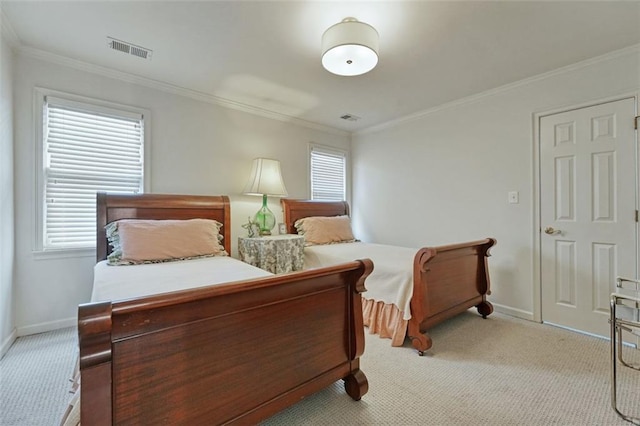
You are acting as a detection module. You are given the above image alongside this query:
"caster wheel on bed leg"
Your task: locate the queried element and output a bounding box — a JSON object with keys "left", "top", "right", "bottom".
{"left": 408, "top": 331, "right": 432, "bottom": 356}
{"left": 344, "top": 369, "right": 368, "bottom": 401}
{"left": 476, "top": 301, "right": 494, "bottom": 319}
{"left": 408, "top": 321, "right": 432, "bottom": 356}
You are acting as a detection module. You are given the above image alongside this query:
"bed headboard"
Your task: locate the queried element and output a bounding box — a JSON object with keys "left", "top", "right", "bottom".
{"left": 96, "top": 193, "right": 231, "bottom": 262}
{"left": 280, "top": 199, "right": 350, "bottom": 234}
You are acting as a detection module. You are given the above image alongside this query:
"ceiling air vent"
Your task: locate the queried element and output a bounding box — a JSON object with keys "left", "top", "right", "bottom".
{"left": 107, "top": 37, "right": 153, "bottom": 60}
{"left": 340, "top": 114, "right": 361, "bottom": 122}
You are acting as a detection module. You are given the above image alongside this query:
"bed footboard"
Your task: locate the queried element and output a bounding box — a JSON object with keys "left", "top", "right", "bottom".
{"left": 408, "top": 238, "right": 496, "bottom": 355}
{"left": 79, "top": 259, "right": 372, "bottom": 425}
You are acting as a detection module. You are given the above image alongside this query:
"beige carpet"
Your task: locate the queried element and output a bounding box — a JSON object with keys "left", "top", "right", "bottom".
{"left": 0, "top": 327, "right": 78, "bottom": 426}
{"left": 1, "top": 311, "right": 638, "bottom": 425}
{"left": 263, "top": 311, "right": 638, "bottom": 425}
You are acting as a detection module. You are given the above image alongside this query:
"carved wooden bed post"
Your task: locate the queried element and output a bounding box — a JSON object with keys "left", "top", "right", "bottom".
{"left": 78, "top": 302, "right": 113, "bottom": 426}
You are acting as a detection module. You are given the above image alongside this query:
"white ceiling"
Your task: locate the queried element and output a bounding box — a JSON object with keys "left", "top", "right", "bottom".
{"left": 3, "top": 1, "right": 640, "bottom": 132}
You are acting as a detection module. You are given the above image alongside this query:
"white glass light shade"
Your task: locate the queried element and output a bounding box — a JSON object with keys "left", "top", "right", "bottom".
{"left": 321, "top": 17, "right": 379, "bottom": 76}
{"left": 242, "top": 158, "right": 288, "bottom": 197}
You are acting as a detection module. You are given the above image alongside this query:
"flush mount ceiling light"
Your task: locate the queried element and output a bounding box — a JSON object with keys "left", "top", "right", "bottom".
{"left": 321, "top": 17, "right": 379, "bottom": 76}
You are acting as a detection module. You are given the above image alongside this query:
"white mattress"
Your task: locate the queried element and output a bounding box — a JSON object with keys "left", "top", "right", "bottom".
{"left": 304, "top": 242, "right": 416, "bottom": 320}
{"left": 92, "top": 256, "right": 272, "bottom": 302}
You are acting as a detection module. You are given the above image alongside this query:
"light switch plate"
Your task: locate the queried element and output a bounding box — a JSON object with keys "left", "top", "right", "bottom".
{"left": 508, "top": 191, "right": 519, "bottom": 204}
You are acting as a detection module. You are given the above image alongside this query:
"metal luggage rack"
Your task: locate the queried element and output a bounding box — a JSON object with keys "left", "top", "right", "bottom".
{"left": 610, "top": 276, "right": 640, "bottom": 425}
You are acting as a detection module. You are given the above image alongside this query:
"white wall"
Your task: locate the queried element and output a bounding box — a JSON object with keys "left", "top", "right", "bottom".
{"left": 12, "top": 43, "right": 639, "bottom": 335}
{"left": 351, "top": 47, "right": 640, "bottom": 320}
{"left": 13, "top": 52, "right": 349, "bottom": 334}
{"left": 0, "top": 27, "right": 15, "bottom": 354}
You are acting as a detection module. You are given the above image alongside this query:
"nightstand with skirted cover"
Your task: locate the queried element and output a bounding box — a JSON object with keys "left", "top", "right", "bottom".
{"left": 238, "top": 234, "right": 305, "bottom": 274}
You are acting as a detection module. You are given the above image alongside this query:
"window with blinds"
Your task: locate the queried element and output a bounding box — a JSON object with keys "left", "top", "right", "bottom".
{"left": 310, "top": 146, "right": 347, "bottom": 201}
{"left": 43, "top": 96, "right": 144, "bottom": 249}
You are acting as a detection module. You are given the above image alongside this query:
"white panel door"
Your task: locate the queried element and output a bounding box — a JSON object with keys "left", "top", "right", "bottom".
{"left": 540, "top": 98, "right": 638, "bottom": 338}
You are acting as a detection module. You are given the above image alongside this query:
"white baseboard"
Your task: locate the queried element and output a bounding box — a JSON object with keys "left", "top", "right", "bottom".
{"left": 493, "top": 303, "right": 535, "bottom": 322}
{"left": 0, "top": 328, "right": 17, "bottom": 359}
{"left": 16, "top": 317, "right": 76, "bottom": 337}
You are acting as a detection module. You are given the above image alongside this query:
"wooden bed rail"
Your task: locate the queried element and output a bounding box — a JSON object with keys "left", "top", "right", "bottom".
{"left": 79, "top": 258, "right": 373, "bottom": 425}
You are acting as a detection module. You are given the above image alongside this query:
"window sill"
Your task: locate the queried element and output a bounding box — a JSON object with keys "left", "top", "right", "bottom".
{"left": 32, "top": 248, "right": 96, "bottom": 261}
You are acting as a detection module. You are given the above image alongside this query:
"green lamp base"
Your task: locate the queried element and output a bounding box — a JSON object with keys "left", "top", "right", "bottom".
{"left": 254, "top": 194, "right": 275, "bottom": 236}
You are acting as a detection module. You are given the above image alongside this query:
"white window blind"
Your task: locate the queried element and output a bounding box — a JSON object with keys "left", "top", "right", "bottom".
{"left": 310, "top": 146, "right": 346, "bottom": 201}
{"left": 43, "top": 96, "right": 144, "bottom": 249}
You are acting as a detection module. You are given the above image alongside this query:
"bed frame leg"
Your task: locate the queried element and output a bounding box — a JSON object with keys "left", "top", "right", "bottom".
{"left": 476, "top": 300, "right": 494, "bottom": 319}
{"left": 344, "top": 369, "right": 368, "bottom": 401}
{"left": 407, "top": 321, "right": 433, "bottom": 356}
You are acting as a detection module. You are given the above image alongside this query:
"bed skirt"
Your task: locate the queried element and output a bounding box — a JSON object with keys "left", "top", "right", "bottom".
{"left": 361, "top": 297, "right": 408, "bottom": 346}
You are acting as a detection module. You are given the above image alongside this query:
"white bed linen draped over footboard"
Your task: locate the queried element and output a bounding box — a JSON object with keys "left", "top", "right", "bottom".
{"left": 303, "top": 242, "right": 415, "bottom": 320}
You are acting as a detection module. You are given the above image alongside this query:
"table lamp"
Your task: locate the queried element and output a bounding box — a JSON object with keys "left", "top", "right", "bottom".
{"left": 242, "top": 158, "right": 288, "bottom": 236}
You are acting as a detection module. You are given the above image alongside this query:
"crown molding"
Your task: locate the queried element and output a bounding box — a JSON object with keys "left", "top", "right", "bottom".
{"left": 356, "top": 43, "right": 640, "bottom": 136}
{"left": 0, "top": 7, "right": 20, "bottom": 49}
{"left": 17, "top": 45, "right": 349, "bottom": 137}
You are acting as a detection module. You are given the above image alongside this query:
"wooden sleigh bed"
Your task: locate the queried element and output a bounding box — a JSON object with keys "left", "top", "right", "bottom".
{"left": 281, "top": 198, "right": 496, "bottom": 356}
{"left": 77, "top": 193, "right": 372, "bottom": 425}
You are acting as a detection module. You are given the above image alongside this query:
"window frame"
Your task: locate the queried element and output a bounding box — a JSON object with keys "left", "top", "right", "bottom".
{"left": 308, "top": 143, "right": 350, "bottom": 202}
{"left": 33, "top": 87, "right": 151, "bottom": 256}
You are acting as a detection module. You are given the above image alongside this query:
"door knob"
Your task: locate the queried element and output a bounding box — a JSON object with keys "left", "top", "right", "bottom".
{"left": 544, "top": 226, "right": 561, "bottom": 235}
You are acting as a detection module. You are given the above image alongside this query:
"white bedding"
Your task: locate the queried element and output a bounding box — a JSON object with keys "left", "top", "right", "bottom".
{"left": 304, "top": 242, "right": 416, "bottom": 320}
{"left": 92, "top": 256, "right": 272, "bottom": 302}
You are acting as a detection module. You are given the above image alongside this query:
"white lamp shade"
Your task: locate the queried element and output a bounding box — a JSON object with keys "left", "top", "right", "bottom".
{"left": 242, "top": 158, "right": 288, "bottom": 196}
{"left": 322, "top": 18, "right": 379, "bottom": 76}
